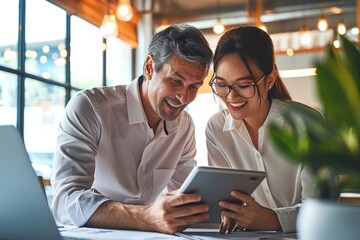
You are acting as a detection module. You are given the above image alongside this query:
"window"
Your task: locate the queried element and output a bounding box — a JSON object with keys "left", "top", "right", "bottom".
{"left": 0, "top": 71, "right": 18, "bottom": 126}
{"left": 24, "top": 78, "right": 66, "bottom": 179}
{"left": 25, "top": 0, "right": 66, "bottom": 82}
{"left": 106, "top": 37, "right": 133, "bottom": 86}
{"left": 71, "top": 16, "right": 103, "bottom": 89}
{"left": 186, "top": 93, "right": 219, "bottom": 166}
{"left": 0, "top": 0, "right": 19, "bottom": 69}
{"left": 0, "top": 0, "right": 133, "bottom": 203}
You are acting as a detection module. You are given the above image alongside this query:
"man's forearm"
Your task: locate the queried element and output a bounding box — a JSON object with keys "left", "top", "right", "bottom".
{"left": 84, "top": 192, "right": 209, "bottom": 234}
{"left": 85, "top": 200, "right": 151, "bottom": 231}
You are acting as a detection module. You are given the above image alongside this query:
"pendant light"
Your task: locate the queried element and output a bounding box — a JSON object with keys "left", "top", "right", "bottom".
{"left": 116, "top": 0, "right": 133, "bottom": 22}
{"left": 317, "top": 15, "right": 328, "bottom": 32}
{"left": 213, "top": 0, "right": 225, "bottom": 34}
{"left": 300, "top": 25, "right": 311, "bottom": 46}
{"left": 337, "top": 20, "right": 346, "bottom": 35}
{"left": 100, "top": 1, "right": 118, "bottom": 38}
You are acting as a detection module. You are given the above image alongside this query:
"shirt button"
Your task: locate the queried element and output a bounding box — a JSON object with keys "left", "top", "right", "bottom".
{"left": 265, "top": 188, "right": 270, "bottom": 193}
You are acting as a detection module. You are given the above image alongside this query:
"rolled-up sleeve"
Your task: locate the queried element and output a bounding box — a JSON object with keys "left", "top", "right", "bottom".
{"left": 273, "top": 204, "right": 300, "bottom": 233}
{"left": 51, "top": 93, "right": 108, "bottom": 226}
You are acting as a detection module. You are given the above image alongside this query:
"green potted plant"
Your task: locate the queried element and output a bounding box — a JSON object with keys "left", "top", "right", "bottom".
{"left": 269, "top": 35, "right": 360, "bottom": 240}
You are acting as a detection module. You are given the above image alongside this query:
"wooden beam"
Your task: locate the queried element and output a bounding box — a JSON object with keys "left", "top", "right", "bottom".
{"left": 47, "top": 0, "right": 139, "bottom": 48}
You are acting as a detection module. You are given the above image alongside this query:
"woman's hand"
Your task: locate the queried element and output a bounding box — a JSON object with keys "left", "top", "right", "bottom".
{"left": 219, "top": 214, "right": 235, "bottom": 234}
{"left": 218, "top": 191, "right": 282, "bottom": 233}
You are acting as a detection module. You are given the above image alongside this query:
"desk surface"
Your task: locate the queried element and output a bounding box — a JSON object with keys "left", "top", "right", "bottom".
{"left": 60, "top": 227, "right": 297, "bottom": 240}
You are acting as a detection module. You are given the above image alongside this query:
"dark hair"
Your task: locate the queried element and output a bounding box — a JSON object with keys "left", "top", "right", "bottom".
{"left": 147, "top": 24, "right": 213, "bottom": 72}
{"left": 213, "top": 26, "right": 291, "bottom": 100}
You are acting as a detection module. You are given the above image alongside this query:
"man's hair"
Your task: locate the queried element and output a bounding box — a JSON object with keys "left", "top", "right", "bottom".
{"left": 147, "top": 24, "right": 213, "bottom": 72}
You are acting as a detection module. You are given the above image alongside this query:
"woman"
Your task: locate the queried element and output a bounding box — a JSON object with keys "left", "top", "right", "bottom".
{"left": 206, "top": 26, "right": 315, "bottom": 233}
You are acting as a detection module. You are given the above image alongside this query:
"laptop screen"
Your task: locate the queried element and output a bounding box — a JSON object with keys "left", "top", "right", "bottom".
{"left": 0, "top": 125, "right": 62, "bottom": 240}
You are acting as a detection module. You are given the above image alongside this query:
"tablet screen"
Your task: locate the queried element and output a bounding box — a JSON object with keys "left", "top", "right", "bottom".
{"left": 178, "top": 166, "right": 266, "bottom": 225}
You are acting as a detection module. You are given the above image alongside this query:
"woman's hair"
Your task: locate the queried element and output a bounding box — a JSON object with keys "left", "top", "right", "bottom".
{"left": 213, "top": 25, "right": 291, "bottom": 100}
{"left": 147, "top": 24, "right": 213, "bottom": 72}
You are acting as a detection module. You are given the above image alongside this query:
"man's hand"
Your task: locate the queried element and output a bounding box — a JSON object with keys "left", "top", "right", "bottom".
{"left": 86, "top": 191, "right": 208, "bottom": 234}
{"left": 142, "top": 190, "right": 209, "bottom": 234}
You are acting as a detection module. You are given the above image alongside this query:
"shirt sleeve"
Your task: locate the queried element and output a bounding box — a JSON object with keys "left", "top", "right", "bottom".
{"left": 273, "top": 204, "right": 300, "bottom": 233}
{"left": 51, "top": 93, "right": 109, "bottom": 226}
{"left": 273, "top": 167, "right": 314, "bottom": 233}
{"left": 205, "top": 119, "right": 230, "bottom": 168}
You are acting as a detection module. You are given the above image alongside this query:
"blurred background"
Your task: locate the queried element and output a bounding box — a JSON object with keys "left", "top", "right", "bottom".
{"left": 0, "top": 0, "right": 358, "bottom": 202}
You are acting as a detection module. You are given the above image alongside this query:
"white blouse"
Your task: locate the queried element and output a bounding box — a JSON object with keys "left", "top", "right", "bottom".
{"left": 51, "top": 76, "right": 196, "bottom": 226}
{"left": 206, "top": 99, "right": 314, "bottom": 233}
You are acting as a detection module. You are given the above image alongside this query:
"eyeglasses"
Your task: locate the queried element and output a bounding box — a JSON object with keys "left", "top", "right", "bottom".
{"left": 209, "top": 75, "right": 266, "bottom": 99}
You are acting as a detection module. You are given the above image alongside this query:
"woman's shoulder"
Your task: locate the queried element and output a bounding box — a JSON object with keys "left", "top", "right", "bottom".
{"left": 273, "top": 99, "right": 323, "bottom": 118}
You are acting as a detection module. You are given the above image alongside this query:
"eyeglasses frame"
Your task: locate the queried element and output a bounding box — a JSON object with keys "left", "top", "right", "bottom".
{"left": 209, "top": 75, "right": 267, "bottom": 99}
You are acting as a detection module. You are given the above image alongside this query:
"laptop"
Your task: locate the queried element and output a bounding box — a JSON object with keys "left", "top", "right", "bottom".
{"left": 0, "top": 125, "right": 82, "bottom": 240}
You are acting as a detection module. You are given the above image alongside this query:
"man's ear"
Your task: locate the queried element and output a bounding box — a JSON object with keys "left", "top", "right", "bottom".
{"left": 144, "top": 55, "right": 154, "bottom": 80}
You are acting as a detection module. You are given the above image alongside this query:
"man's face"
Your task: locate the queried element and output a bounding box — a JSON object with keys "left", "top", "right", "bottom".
{"left": 144, "top": 54, "right": 208, "bottom": 122}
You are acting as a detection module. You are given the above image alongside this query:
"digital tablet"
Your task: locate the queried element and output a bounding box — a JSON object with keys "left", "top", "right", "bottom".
{"left": 178, "top": 166, "right": 266, "bottom": 226}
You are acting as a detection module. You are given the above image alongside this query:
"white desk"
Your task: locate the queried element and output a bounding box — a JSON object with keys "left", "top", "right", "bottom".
{"left": 60, "top": 226, "right": 297, "bottom": 240}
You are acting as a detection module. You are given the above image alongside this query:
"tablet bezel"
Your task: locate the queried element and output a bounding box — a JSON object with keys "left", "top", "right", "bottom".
{"left": 178, "top": 166, "right": 266, "bottom": 226}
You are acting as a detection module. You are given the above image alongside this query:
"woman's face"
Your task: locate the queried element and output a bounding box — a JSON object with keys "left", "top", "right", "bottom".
{"left": 214, "top": 53, "right": 270, "bottom": 121}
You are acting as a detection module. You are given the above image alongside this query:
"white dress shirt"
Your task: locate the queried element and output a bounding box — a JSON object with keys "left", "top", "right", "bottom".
{"left": 51, "top": 76, "right": 196, "bottom": 226}
{"left": 206, "top": 99, "right": 314, "bottom": 233}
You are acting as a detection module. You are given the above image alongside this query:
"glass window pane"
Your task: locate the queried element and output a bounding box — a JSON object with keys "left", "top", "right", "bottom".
{"left": 25, "top": 0, "right": 66, "bottom": 82}
{"left": 0, "top": 71, "right": 18, "bottom": 126}
{"left": 0, "top": 0, "right": 19, "bottom": 69}
{"left": 71, "top": 16, "right": 103, "bottom": 89}
{"left": 24, "top": 78, "right": 66, "bottom": 181}
{"left": 71, "top": 89, "right": 79, "bottom": 98}
{"left": 106, "top": 37, "right": 132, "bottom": 86}
{"left": 186, "top": 93, "right": 219, "bottom": 166}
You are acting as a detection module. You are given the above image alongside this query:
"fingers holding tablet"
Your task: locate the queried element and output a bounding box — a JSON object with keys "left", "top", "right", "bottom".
{"left": 178, "top": 166, "right": 266, "bottom": 226}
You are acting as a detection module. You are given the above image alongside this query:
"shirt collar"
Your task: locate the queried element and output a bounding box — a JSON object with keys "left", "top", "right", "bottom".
{"left": 126, "top": 76, "right": 180, "bottom": 135}
{"left": 126, "top": 76, "right": 147, "bottom": 125}
{"left": 223, "top": 110, "right": 243, "bottom": 131}
{"left": 262, "top": 99, "right": 284, "bottom": 127}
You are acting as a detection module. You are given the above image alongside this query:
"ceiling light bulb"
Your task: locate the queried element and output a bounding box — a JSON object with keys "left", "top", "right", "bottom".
{"left": 213, "top": 19, "right": 225, "bottom": 34}
{"left": 300, "top": 25, "right": 311, "bottom": 46}
{"left": 317, "top": 16, "right": 328, "bottom": 32}
{"left": 116, "top": 0, "right": 133, "bottom": 22}
{"left": 286, "top": 48, "right": 294, "bottom": 56}
{"left": 351, "top": 27, "right": 359, "bottom": 35}
{"left": 337, "top": 21, "right": 346, "bottom": 35}
{"left": 100, "top": 14, "right": 118, "bottom": 38}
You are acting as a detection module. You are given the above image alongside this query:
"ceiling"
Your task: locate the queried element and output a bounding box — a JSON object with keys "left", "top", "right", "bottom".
{"left": 138, "top": 0, "right": 358, "bottom": 34}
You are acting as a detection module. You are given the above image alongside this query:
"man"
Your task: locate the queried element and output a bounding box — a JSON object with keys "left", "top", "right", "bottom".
{"left": 51, "top": 24, "right": 213, "bottom": 234}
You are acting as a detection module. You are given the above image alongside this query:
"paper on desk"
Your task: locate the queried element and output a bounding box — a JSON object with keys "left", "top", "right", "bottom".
{"left": 182, "top": 228, "right": 297, "bottom": 240}
{"left": 59, "top": 227, "right": 296, "bottom": 240}
{"left": 60, "top": 227, "right": 183, "bottom": 240}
